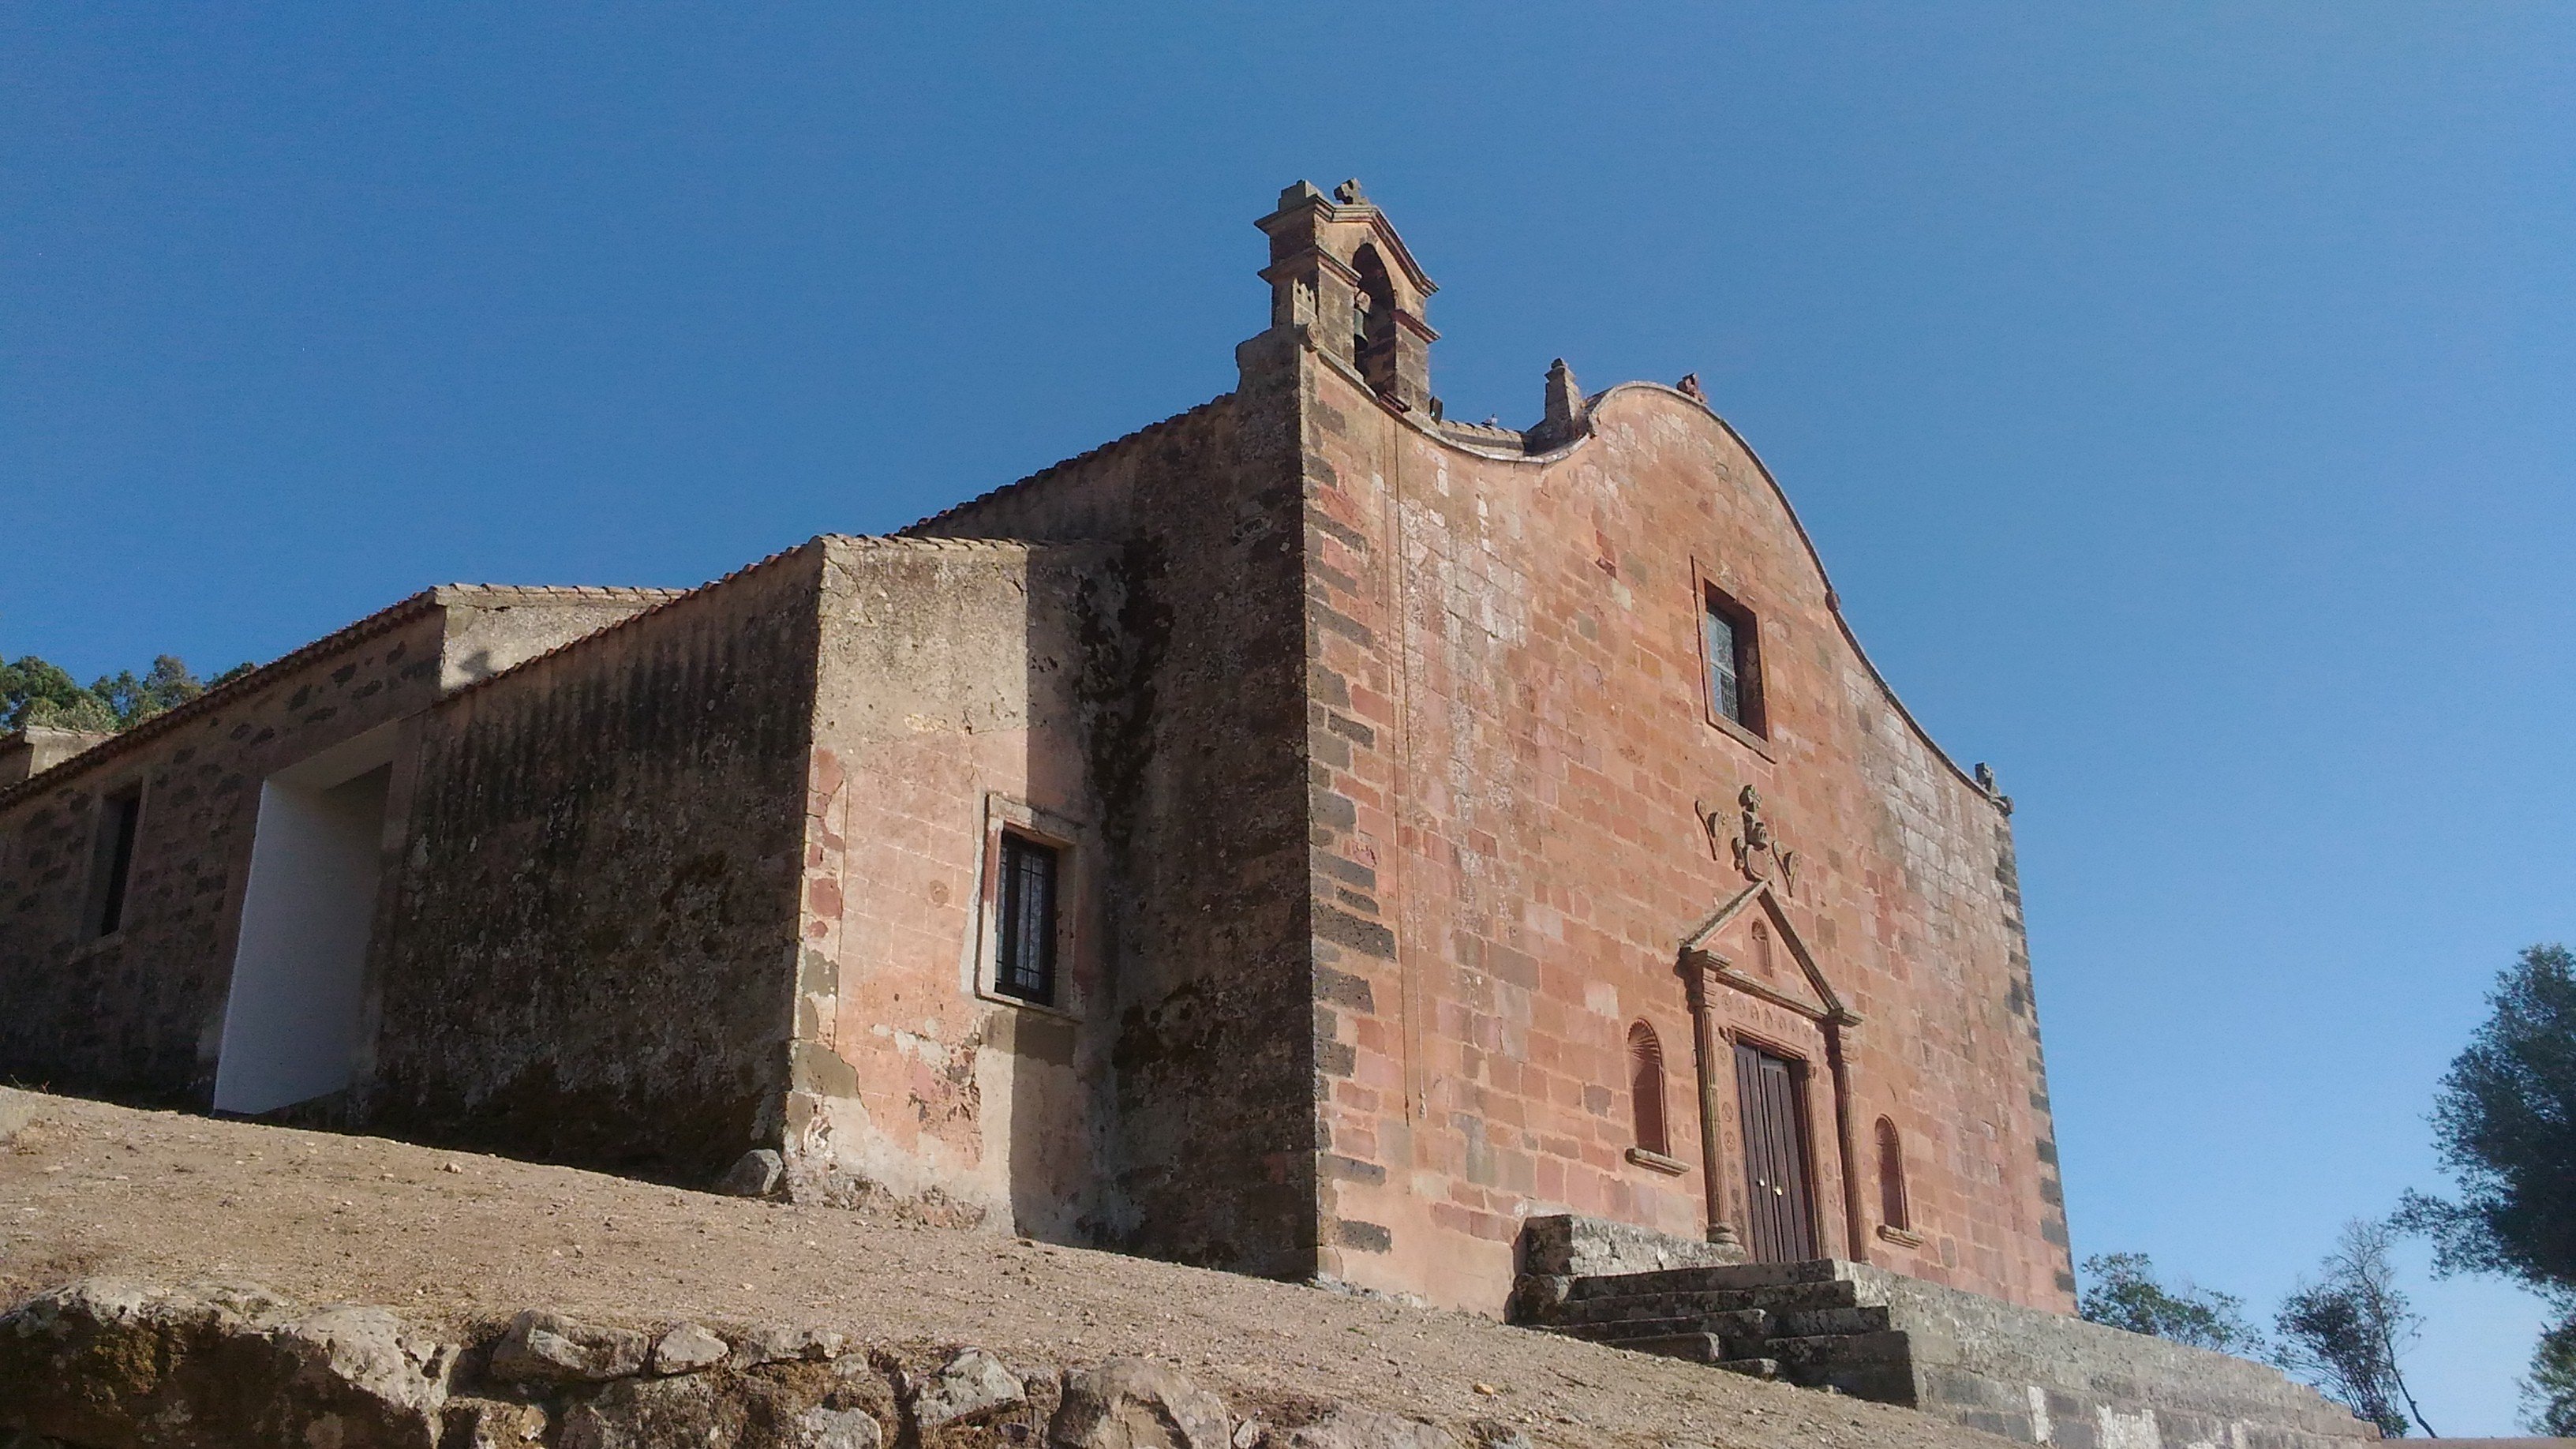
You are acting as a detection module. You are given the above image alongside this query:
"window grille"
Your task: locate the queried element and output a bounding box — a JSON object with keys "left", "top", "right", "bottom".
{"left": 1702, "top": 585, "right": 1763, "bottom": 734}
{"left": 995, "top": 834, "right": 1059, "bottom": 1005}
{"left": 1705, "top": 608, "right": 1741, "bottom": 722}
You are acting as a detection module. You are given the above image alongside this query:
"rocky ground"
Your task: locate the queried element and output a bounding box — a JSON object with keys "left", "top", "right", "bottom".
{"left": 0, "top": 1089, "right": 2015, "bottom": 1448}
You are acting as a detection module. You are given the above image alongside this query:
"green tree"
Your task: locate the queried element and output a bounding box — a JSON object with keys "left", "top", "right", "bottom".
{"left": 2274, "top": 1220, "right": 2434, "bottom": 1437}
{"left": 2078, "top": 1252, "right": 2267, "bottom": 1354}
{"left": 88, "top": 654, "right": 206, "bottom": 727}
{"left": 24, "top": 691, "right": 121, "bottom": 731}
{"left": 2395, "top": 942, "right": 2576, "bottom": 1432}
{"left": 0, "top": 655, "right": 116, "bottom": 732}
{"left": 2398, "top": 944, "right": 2576, "bottom": 1288}
{"left": 3, "top": 651, "right": 251, "bottom": 735}
{"left": 2526, "top": 1320, "right": 2576, "bottom": 1436}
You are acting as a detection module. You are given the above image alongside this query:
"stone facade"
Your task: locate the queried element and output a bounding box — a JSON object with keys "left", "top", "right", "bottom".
{"left": 0, "top": 182, "right": 2070, "bottom": 1327}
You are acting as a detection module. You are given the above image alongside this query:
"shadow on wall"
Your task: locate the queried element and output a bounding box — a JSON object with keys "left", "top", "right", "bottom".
{"left": 992, "top": 545, "right": 1144, "bottom": 1249}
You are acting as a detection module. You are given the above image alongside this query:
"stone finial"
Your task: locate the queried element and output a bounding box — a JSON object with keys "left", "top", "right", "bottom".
{"left": 1333, "top": 178, "right": 1368, "bottom": 205}
{"left": 1544, "top": 358, "right": 1582, "bottom": 420}
{"left": 1530, "top": 359, "right": 1589, "bottom": 448}
{"left": 1676, "top": 373, "right": 1706, "bottom": 402}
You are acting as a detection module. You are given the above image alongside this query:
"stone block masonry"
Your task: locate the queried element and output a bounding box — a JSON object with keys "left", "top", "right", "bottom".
{"left": 360, "top": 551, "right": 831, "bottom": 1180}
{"left": 1513, "top": 1219, "right": 2376, "bottom": 1449}
{"left": 0, "top": 585, "right": 676, "bottom": 1109}
{"left": 1290, "top": 330, "right": 2071, "bottom": 1311}
{"left": 785, "top": 536, "right": 1132, "bottom": 1239}
{"left": 907, "top": 385, "right": 1326, "bottom": 1280}
{"left": 1, "top": 179, "right": 2093, "bottom": 1341}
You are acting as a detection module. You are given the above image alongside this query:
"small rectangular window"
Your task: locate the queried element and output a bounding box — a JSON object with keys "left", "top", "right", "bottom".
{"left": 88, "top": 786, "right": 143, "bottom": 938}
{"left": 1703, "top": 586, "right": 1765, "bottom": 736}
{"left": 994, "top": 833, "right": 1059, "bottom": 1005}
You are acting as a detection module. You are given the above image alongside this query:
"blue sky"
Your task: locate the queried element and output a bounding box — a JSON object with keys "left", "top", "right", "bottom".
{"left": 6, "top": 4, "right": 2568, "bottom": 1429}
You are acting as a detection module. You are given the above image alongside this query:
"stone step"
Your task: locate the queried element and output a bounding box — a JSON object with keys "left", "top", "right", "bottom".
{"left": 1716, "top": 1357, "right": 1781, "bottom": 1380}
{"left": 1537, "top": 1279, "right": 1868, "bottom": 1324}
{"left": 1764, "top": 1329, "right": 1914, "bottom": 1368}
{"left": 1550, "top": 1307, "right": 1769, "bottom": 1341}
{"left": 1558, "top": 1260, "right": 1854, "bottom": 1301}
{"left": 1598, "top": 1332, "right": 1727, "bottom": 1365}
{"left": 1773, "top": 1305, "right": 1893, "bottom": 1338}
{"left": 1777, "top": 1354, "right": 1920, "bottom": 1405}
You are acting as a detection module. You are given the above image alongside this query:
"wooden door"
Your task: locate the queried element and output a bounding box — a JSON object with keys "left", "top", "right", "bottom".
{"left": 1733, "top": 1040, "right": 1818, "bottom": 1262}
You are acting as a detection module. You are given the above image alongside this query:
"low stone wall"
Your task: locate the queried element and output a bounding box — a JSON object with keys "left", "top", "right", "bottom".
{"left": 1519, "top": 1213, "right": 1744, "bottom": 1279}
{"left": 1512, "top": 1217, "right": 2375, "bottom": 1449}
{"left": 1855, "top": 1263, "right": 2375, "bottom": 1449}
{"left": 0, "top": 1279, "right": 1500, "bottom": 1449}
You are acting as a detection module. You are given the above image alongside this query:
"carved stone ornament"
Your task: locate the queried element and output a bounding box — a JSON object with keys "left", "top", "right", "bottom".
{"left": 1705, "top": 784, "right": 1795, "bottom": 897}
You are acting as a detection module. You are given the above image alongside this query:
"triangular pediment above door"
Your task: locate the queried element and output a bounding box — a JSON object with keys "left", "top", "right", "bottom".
{"left": 1679, "top": 879, "right": 1859, "bottom": 1026}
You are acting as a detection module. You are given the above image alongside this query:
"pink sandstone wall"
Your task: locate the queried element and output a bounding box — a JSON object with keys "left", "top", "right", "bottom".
{"left": 908, "top": 392, "right": 1331, "bottom": 1279}
{"left": 788, "top": 536, "right": 1124, "bottom": 1237}
{"left": 1294, "top": 350, "right": 2073, "bottom": 1314}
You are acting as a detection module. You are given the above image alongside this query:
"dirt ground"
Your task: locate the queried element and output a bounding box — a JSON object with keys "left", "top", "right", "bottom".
{"left": 0, "top": 1088, "right": 2010, "bottom": 1449}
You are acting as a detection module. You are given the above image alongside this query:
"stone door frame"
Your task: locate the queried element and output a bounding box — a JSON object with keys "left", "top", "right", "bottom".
{"left": 1677, "top": 879, "right": 1869, "bottom": 1262}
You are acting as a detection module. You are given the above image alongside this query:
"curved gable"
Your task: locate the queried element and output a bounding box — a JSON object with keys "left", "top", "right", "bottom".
{"left": 1294, "top": 328, "right": 2070, "bottom": 1315}
{"left": 1415, "top": 379, "right": 2000, "bottom": 807}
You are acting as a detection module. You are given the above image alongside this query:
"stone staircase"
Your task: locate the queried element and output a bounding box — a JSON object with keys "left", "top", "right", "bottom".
{"left": 1509, "top": 1258, "right": 1912, "bottom": 1400}
{"left": 1508, "top": 1219, "right": 2379, "bottom": 1448}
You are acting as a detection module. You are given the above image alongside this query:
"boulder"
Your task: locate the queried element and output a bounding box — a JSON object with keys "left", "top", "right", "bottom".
{"left": 728, "top": 1323, "right": 849, "bottom": 1367}
{"left": 486, "top": 1309, "right": 650, "bottom": 1383}
{"left": 0, "top": 1088, "right": 40, "bottom": 1145}
{"left": 1049, "top": 1359, "right": 1230, "bottom": 1449}
{"left": 555, "top": 1375, "right": 742, "bottom": 1449}
{"left": 440, "top": 1398, "right": 550, "bottom": 1447}
{"left": 1264, "top": 1406, "right": 1462, "bottom": 1449}
{"left": 794, "top": 1406, "right": 886, "bottom": 1449}
{"left": 275, "top": 1305, "right": 456, "bottom": 1417}
{"left": 0, "top": 1279, "right": 451, "bottom": 1449}
{"left": 719, "top": 1148, "right": 786, "bottom": 1196}
{"left": 904, "top": 1346, "right": 1024, "bottom": 1428}
{"left": 650, "top": 1321, "right": 731, "bottom": 1375}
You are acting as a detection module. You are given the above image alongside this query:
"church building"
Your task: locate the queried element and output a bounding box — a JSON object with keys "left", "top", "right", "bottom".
{"left": 0, "top": 181, "right": 2075, "bottom": 1322}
